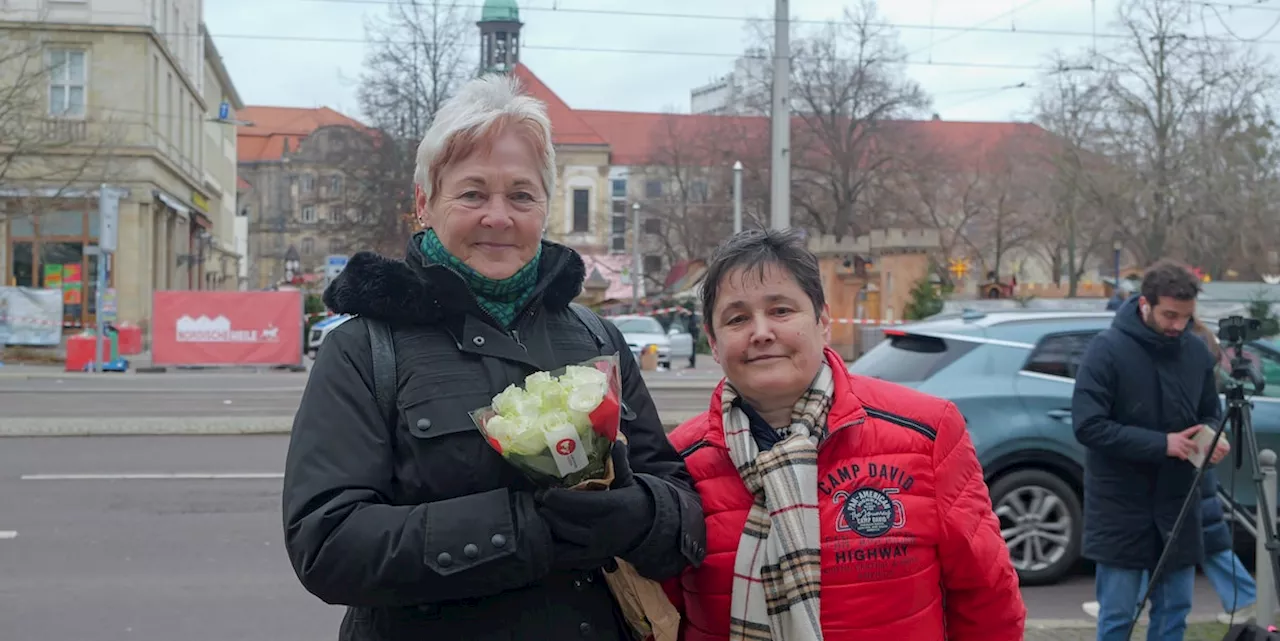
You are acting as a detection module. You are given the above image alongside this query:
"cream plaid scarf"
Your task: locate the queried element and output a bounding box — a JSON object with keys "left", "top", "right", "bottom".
{"left": 723, "top": 362, "right": 835, "bottom": 641}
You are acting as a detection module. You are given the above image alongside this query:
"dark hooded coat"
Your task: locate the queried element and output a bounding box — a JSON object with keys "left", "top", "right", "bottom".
{"left": 281, "top": 233, "right": 706, "bottom": 641}
{"left": 1072, "top": 295, "right": 1222, "bottom": 571}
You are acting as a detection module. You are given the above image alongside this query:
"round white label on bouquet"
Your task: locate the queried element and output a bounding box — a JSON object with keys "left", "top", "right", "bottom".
{"left": 545, "top": 424, "right": 590, "bottom": 477}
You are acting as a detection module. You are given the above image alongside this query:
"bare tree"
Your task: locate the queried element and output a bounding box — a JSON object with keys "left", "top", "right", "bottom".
{"left": 339, "top": 0, "right": 472, "bottom": 255}
{"left": 318, "top": 125, "right": 417, "bottom": 255}
{"left": 1097, "top": 0, "right": 1275, "bottom": 265}
{"left": 640, "top": 115, "right": 770, "bottom": 269}
{"left": 0, "top": 25, "right": 123, "bottom": 222}
{"left": 1178, "top": 110, "right": 1280, "bottom": 279}
{"left": 966, "top": 143, "right": 1043, "bottom": 281}
{"left": 1031, "top": 56, "right": 1117, "bottom": 294}
{"left": 889, "top": 142, "right": 986, "bottom": 278}
{"left": 748, "top": 0, "right": 930, "bottom": 239}
{"left": 358, "top": 0, "right": 472, "bottom": 141}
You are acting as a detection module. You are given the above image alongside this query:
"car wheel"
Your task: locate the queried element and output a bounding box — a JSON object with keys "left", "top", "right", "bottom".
{"left": 988, "top": 469, "right": 1082, "bottom": 586}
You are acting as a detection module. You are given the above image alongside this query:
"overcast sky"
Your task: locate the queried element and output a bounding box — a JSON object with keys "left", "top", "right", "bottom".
{"left": 204, "top": 0, "right": 1280, "bottom": 124}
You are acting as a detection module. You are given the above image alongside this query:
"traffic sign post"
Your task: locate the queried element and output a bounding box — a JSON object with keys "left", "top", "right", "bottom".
{"left": 95, "top": 185, "right": 121, "bottom": 373}
{"left": 324, "top": 255, "right": 348, "bottom": 289}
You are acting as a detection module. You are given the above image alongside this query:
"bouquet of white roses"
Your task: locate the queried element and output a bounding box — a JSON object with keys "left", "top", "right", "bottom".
{"left": 469, "top": 354, "right": 622, "bottom": 488}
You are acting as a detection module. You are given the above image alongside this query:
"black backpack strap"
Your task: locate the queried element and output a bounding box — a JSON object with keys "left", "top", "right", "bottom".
{"left": 569, "top": 302, "right": 613, "bottom": 354}
{"left": 364, "top": 317, "right": 397, "bottom": 427}
{"left": 569, "top": 303, "right": 636, "bottom": 421}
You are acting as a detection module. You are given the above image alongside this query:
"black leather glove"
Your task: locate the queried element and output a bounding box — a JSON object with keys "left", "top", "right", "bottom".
{"left": 607, "top": 437, "right": 634, "bottom": 489}
{"left": 537, "top": 441, "right": 655, "bottom": 568}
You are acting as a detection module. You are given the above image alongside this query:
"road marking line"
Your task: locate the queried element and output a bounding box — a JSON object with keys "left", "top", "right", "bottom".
{"left": 0, "top": 531, "right": 16, "bottom": 539}
{"left": 20, "top": 473, "right": 283, "bottom": 481}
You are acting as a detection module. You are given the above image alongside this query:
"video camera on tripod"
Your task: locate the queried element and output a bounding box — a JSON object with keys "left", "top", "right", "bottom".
{"left": 1219, "top": 315, "right": 1267, "bottom": 393}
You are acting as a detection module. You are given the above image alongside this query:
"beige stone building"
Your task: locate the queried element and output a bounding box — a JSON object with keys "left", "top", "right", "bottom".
{"left": 235, "top": 107, "right": 369, "bottom": 290}
{"left": 0, "top": 1, "right": 244, "bottom": 337}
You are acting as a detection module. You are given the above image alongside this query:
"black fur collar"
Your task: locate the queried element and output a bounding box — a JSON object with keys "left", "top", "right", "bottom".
{"left": 322, "top": 232, "right": 586, "bottom": 326}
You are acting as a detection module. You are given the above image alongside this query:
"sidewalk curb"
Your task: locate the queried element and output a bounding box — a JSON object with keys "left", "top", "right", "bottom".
{"left": 1, "top": 370, "right": 722, "bottom": 384}
{"left": 0, "top": 417, "right": 298, "bottom": 437}
{"left": 0, "top": 414, "right": 700, "bottom": 437}
{"left": 1024, "top": 613, "right": 1222, "bottom": 630}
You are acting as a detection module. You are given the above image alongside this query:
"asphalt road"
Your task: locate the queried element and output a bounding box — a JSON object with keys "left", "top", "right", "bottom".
{"left": 0, "top": 435, "right": 1239, "bottom": 641}
{"left": 0, "top": 366, "right": 723, "bottom": 431}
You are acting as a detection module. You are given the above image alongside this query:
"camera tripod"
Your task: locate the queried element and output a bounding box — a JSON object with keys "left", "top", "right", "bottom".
{"left": 1127, "top": 333, "right": 1280, "bottom": 637}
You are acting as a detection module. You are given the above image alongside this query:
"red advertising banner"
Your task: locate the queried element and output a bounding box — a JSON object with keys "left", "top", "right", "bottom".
{"left": 151, "top": 291, "right": 303, "bottom": 366}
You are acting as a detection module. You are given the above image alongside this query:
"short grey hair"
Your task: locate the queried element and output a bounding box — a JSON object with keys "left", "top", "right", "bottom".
{"left": 413, "top": 74, "right": 556, "bottom": 205}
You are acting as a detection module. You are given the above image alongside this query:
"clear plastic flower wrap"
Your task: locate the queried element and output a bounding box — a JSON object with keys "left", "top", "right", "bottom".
{"left": 469, "top": 354, "right": 622, "bottom": 488}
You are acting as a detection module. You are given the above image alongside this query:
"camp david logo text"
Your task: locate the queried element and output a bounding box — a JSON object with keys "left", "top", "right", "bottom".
{"left": 835, "top": 487, "right": 906, "bottom": 537}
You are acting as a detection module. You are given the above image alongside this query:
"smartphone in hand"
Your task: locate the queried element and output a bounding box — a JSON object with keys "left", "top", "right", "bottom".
{"left": 1188, "top": 425, "right": 1223, "bottom": 469}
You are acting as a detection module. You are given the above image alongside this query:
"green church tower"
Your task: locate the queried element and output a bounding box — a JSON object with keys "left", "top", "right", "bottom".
{"left": 478, "top": 0, "right": 522, "bottom": 75}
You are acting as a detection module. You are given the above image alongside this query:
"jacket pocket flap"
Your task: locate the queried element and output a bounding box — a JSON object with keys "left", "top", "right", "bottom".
{"left": 405, "top": 396, "right": 486, "bottom": 440}
{"left": 423, "top": 488, "right": 517, "bottom": 575}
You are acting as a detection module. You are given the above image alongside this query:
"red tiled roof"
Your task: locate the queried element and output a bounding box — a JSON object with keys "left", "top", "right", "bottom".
{"left": 511, "top": 64, "right": 609, "bottom": 147}
{"left": 576, "top": 107, "right": 1054, "bottom": 168}
{"left": 882, "top": 119, "right": 1053, "bottom": 156}
{"left": 578, "top": 110, "right": 765, "bottom": 166}
{"left": 236, "top": 106, "right": 368, "bottom": 162}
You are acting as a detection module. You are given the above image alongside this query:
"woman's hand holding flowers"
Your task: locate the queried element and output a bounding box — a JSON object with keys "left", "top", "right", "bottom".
{"left": 537, "top": 441, "right": 656, "bottom": 570}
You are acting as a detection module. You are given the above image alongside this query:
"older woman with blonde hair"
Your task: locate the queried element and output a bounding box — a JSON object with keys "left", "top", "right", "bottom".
{"left": 281, "top": 74, "right": 706, "bottom": 641}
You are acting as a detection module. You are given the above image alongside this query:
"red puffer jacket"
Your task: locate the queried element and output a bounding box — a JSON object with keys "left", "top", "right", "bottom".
{"left": 663, "top": 348, "right": 1025, "bottom": 640}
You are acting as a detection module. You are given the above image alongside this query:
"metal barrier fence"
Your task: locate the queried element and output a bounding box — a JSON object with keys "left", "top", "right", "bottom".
{"left": 1220, "top": 449, "right": 1279, "bottom": 626}
{"left": 1258, "top": 450, "right": 1277, "bottom": 627}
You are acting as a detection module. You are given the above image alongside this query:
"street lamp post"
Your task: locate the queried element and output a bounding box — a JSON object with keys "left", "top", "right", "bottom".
{"left": 732, "top": 161, "right": 743, "bottom": 235}
{"left": 632, "top": 202, "right": 642, "bottom": 313}
{"left": 1113, "top": 238, "right": 1123, "bottom": 286}
{"left": 769, "top": 0, "right": 791, "bottom": 230}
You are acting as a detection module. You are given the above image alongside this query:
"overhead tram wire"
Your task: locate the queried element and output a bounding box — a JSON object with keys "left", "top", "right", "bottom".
{"left": 290, "top": 0, "right": 1280, "bottom": 48}
{"left": 114, "top": 27, "right": 1088, "bottom": 74}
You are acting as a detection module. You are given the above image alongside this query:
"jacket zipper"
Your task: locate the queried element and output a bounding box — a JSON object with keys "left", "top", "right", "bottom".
{"left": 679, "top": 440, "right": 709, "bottom": 458}
{"left": 863, "top": 407, "right": 938, "bottom": 441}
{"left": 509, "top": 300, "right": 544, "bottom": 353}
{"left": 471, "top": 303, "right": 530, "bottom": 353}
{"left": 812, "top": 421, "right": 862, "bottom": 452}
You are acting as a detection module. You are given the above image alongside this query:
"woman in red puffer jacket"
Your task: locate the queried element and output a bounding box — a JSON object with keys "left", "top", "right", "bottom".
{"left": 663, "top": 229, "right": 1025, "bottom": 641}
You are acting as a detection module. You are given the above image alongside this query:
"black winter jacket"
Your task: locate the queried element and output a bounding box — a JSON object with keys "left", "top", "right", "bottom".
{"left": 281, "top": 234, "right": 707, "bottom": 641}
{"left": 1072, "top": 295, "right": 1221, "bottom": 571}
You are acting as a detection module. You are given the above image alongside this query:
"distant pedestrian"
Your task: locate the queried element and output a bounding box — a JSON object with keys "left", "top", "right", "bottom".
{"left": 1106, "top": 279, "right": 1136, "bottom": 311}
{"left": 686, "top": 311, "right": 699, "bottom": 368}
{"left": 1073, "top": 260, "right": 1230, "bottom": 641}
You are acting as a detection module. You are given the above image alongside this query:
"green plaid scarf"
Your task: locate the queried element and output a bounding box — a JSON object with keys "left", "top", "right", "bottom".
{"left": 419, "top": 229, "right": 541, "bottom": 328}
